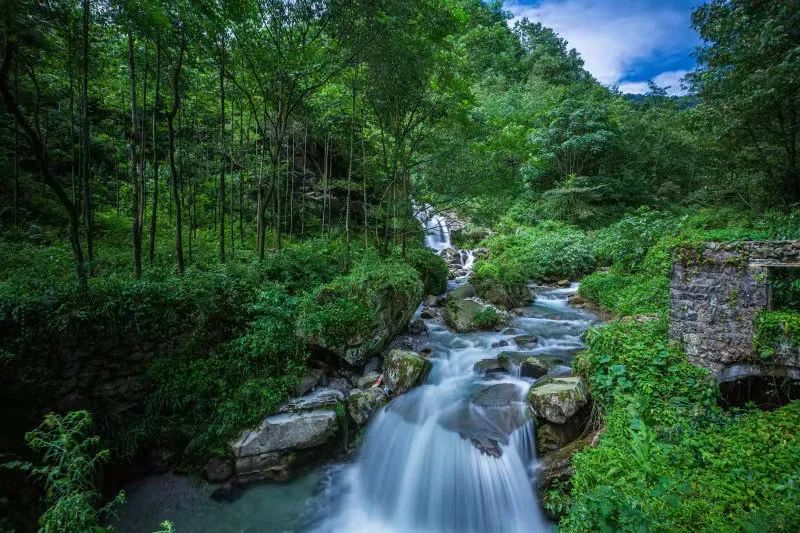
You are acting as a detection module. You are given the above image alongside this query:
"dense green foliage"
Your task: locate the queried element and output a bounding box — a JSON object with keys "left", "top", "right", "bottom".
{"left": 754, "top": 310, "right": 800, "bottom": 360}
{"left": 3, "top": 411, "right": 125, "bottom": 532}
{"left": 474, "top": 221, "right": 595, "bottom": 284}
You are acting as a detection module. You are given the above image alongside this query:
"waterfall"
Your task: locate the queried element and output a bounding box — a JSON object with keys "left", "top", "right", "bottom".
{"left": 419, "top": 207, "right": 452, "bottom": 251}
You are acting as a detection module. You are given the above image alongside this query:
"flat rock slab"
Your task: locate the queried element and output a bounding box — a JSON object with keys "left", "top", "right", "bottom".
{"left": 232, "top": 409, "right": 338, "bottom": 459}
{"left": 278, "top": 387, "right": 344, "bottom": 413}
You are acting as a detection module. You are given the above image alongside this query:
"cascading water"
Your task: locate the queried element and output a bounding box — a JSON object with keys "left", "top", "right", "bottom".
{"left": 420, "top": 208, "right": 452, "bottom": 251}
{"left": 313, "top": 219, "right": 596, "bottom": 533}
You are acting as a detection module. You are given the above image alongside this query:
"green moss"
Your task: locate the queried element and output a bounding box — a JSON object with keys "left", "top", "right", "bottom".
{"left": 754, "top": 310, "right": 800, "bottom": 360}
{"left": 472, "top": 306, "right": 501, "bottom": 329}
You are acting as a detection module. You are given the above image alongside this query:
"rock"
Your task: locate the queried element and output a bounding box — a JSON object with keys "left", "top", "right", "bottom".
{"left": 556, "top": 279, "right": 571, "bottom": 287}
{"left": 513, "top": 335, "right": 538, "bottom": 348}
{"left": 443, "top": 298, "right": 507, "bottom": 333}
{"left": 384, "top": 349, "right": 431, "bottom": 394}
{"left": 420, "top": 307, "right": 438, "bottom": 319}
{"left": 528, "top": 376, "right": 590, "bottom": 424}
{"left": 419, "top": 347, "right": 433, "bottom": 357}
{"left": 496, "top": 351, "right": 536, "bottom": 372}
{"left": 347, "top": 388, "right": 388, "bottom": 425}
{"left": 356, "top": 371, "right": 381, "bottom": 389}
{"left": 326, "top": 377, "right": 352, "bottom": 396}
{"left": 294, "top": 368, "right": 324, "bottom": 396}
{"left": 204, "top": 457, "right": 234, "bottom": 483}
{"left": 537, "top": 431, "right": 599, "bottom": 491}
{"left": 519, "top": 356, "right": 568, "bottom": 379}
{"left": 491, "top": 339, "right": 510, "bottom": 348}
{"left": 408, "top": 319, "right": 427, "bottom": 335}
{"left": 363, "top": 357, "right": 381, "bottom": 375}
{"left": 424, "top": 295, "right": 438, "bottom": 306}
{"left": 475, "top": 280, "right": 532, "bottom": 309}
{"left": 536, "top": 415, "right": 587, "bottom": 454}
{"left": 278, "top": 388, "right": 344, "bottom": 413}
{"left": 447, "top": 283, "right": 476, "bottom": 301}
{"left": 231, "top": 409, "right": 339, "bottom": 482}
{"left": 439, "top": 383, "right": 531, "bottom": 457}
{"left": 474, "top": 358, "right": 505, "bottom": 374}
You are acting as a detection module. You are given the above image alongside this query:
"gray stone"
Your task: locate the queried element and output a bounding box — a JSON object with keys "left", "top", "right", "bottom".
{"left": 326, "top": 377, "right": 353, "bottom": 396}
{"left": 363, "top": 357, "right": 381, "bottom": 375}
{"left": 347, "top": 387, "right": 388, "bottom": 425}
{"left": 356, "top": 371, "right": 381, "bottom": 389}
{"left": 474, "top": 358, "right": 504, "bottom": 374}
{"left": 447, "top": 283, "right": 476, "bottom": 301}
{"left": 408, "top": 319, "right": 427, "bottom": 335}
{"left": 294, "top": 368, "right": 324, "bottom": 396}
{"left": 278, "top": 388, "right": 344, "bottom": 413}
{"left": 443, "top": 298, "right": 507, "bottom": 333}
{"left": 232, "top": 409, "right": 338, "bottom": 460}
{"left": 204, "top": 457, "right": 234, "bottom": 483}
{"left": 475, "top": 280, "right": 532, "bottom": 309}
{"left": 384, "top": 349, "right": 431, "bottom": 394}
{"left": 528, "top": 376, "right": 590, "bottom": 424}
{"left": 513, "top": 335, "right": 539, "bottom": 348}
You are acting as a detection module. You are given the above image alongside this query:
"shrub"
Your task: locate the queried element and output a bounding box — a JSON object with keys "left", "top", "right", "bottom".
{"left": 474, "top": 221, "right": 596, "bottom": 284}
{"left": 3, "top": 411, "right": 125, "bottom": 533}
{"left": 400, "top": 246, "right": 449, "bottom": 295}
{"left": 753, "top": 310, "right": 800, "bottom": 360}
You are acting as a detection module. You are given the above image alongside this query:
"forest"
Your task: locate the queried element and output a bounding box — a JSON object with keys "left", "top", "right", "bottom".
{"left": 0, "top": 0, "right": 799, "bottom": 531}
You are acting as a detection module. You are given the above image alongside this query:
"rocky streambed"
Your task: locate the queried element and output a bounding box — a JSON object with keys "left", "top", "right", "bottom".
{"left": 117, "top": 230, "right": 601, "bottom": 532}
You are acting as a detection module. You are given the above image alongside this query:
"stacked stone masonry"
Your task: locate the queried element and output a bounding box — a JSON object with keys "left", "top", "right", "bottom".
{"left": 669, "top": 240, "right": 800, "bottom": 381}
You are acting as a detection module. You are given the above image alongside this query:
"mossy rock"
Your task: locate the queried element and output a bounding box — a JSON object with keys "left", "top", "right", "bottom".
{"left": 475, "top": 279, "right": 532, "bottom": 309}
{"left": 384, "top": 349, "right": 431, "bottom": 394}
{"left": 528, "top": 376, "right": 589, "bottom": 424}
{"left": 443, "top": 298, "right": 507, "bottom": 333}
{"left": 347, "top": 387, "right": 388, "bottom": 425}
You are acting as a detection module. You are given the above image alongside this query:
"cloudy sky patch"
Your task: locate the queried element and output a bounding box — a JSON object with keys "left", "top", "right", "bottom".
{"left": 505, "top": 0, "right": 702, "bottom": 95}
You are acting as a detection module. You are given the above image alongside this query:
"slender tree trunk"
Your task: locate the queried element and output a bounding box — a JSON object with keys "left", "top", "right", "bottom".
{"left": 80, "top": 0, "right": 94, "bottom": 274}
{"left": 301, "top": 125, "right": 307, "bottom": 238}
{"left": 168, "top": 35, "right": 187, "bottom": 273}
{"left": 127, "top": 31, "right": 142, "bottom": 279}
{"left": 148, "top": 38, "right": 161, "bottom": 263}
{"left": 257, "top": 140, "right": 265, "bottom": 260}
{"left": 322, "top": 135, "right": 328, "bottom": 234}
{"left": 345, "top": 68, "right": 356, "bottom": 263}
{"left": 218, "top": 34, "right": 226, "bottom": 263}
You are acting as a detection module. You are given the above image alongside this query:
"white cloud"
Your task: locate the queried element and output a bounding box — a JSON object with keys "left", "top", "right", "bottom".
{"left": 618, "top": 70, "right": 690, "bottom": 95}
{"left": 505, "top": 0, "right": 692, "bottom": 88}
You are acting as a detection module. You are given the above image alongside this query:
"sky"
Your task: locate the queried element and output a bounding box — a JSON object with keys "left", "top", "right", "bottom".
{"left": 504, "top": 0, "right": 705, "bottom": 95}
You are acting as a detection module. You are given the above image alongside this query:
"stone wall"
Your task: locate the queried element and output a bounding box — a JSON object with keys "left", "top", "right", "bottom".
{"left": 669, "top": 240, "right": 800, "bottom": 381}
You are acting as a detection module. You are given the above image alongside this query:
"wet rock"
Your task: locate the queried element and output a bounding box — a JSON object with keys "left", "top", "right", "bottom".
{"left": 347, "top": 387, "right": 388, "bottom": 425}
{"left": 474, "top": 358, "right": 504, "bottom": 374}
{"left": 294, "top": 368, "right": 324, "bottom": 396}
{"left": 475, "top": 280, "right": 532, "bottom": 309}
{"left": 384, "top": 349, "right": 431, "bottom": 394}
{"left": 278, "top": 388, "right": 344, "bottom": 413}
{"left": 537, "top": 430, "right": 600, "bottom": 490}
{"left": 519, "top": 356, "right": 569, "bottom": 379}
{"left": 528, "top": 376, "right": 590, "bottom": 424}
{"left": 471, "top": 382, "right": 523, "bottom": 407}
{"left": 204, "top": 457, "right": 234, "bottom": 483}
{"left": 408, "top": 319, "right": 427, "bottom": 335}
{"left": 536, "top": 415, "right": 587, "bottom": 454}
{"left": 491, "top": 339, "right": 510, "bottom": 348}
{"left": 356, "top": 371, "right": 381, "bottom": 389}
{"left": 443, "top": 298, "right": 507, "bottom": 333}
{"left": 556, "top": 279, "right": 571, "bottom": 287}
{"left": 513, "top": 335, "right": 539, "bottom": 348}
{"left": 420, "top": 307, "right": 438, "bottom": 320}
{"left": 447, "top": 283, "right": 476, "bottom": 301}
{"left": 496, "top": 351, "right": 536, "bottom": 372}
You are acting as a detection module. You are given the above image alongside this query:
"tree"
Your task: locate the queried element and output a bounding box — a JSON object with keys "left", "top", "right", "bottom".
{"left": 689, "top": 0, "right": 800, "bottom": 202}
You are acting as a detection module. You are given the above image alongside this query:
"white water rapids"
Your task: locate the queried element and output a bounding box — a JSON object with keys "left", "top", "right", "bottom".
{"left": 312, "top": 214, "right": 596, "bottom": 533}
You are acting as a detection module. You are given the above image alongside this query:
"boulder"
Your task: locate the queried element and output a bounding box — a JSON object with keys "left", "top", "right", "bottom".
{"left": 356, "top": 371, "right": 381, "bottom": 389}
{"left": 203, "top": 457, "right": 234, "bottom": 483}
{"left": 473, "top": 358, "right": 504, "bottom": 374}
{"left": 491, "top": 339, "right": 510, "bottom": 348}
{"left": 326, "top": 377, "right": 353, "bottom": 396}
{"left": 443, "top": 298, "right": 507, "bottom": 333}
{"left": 347, "top": 387, "right": 388, "bottom": 425}
{"left": 528, "top": 376, "right": 589, "bottom": 424}
{"left": 556, "top": 279, "right": 571, "bottom": 287}
{"left": 231, "top": 409, "right": 339, "bottom": 482}
{"left": 294, "top": 368, "right": 324, "bottom": 396}
{"left": 278, "top": 387, "right": 344, "bottom": 413}
{"left": 536, "top": 415, "right": 587, "bottom": 454}
{"left": 537, "top": 431, "right": 600, "bottom": 490}
{"left": 475, "top": 280, "right": 532, "bottom": 309}
{"left": 519, "top": 355, "right": 568, "bottom": 379}
{"left": 447, "top": 283, "right": 476, "bottom": 301}
{"left": 513, "top": 335, "right": 538, "bottom": 348}
{"left": 384, "top": 349, "right": 431, "bottom": 394}
{"left": 408, "top": 318, "right": 427, "bottom": 335}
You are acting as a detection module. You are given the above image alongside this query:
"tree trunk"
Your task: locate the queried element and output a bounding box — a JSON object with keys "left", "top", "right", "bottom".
{"left": 148, "top": 38, "right": 161, "bottom": 263}
{"left": 81, "top": 0, "right": 94, "bottom": 274}
{"left": 168, "top": 35, "right": 187, "bottom": 273}
{"left": 218, "top": 35, "right": 226, "bottom": 263}
{"left": 128, "top": 31, "right": 142, "bottom": 279}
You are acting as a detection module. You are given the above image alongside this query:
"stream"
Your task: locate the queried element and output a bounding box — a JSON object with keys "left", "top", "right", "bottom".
{"left": 116, "top": 215, "right": 598, "bottom": 532}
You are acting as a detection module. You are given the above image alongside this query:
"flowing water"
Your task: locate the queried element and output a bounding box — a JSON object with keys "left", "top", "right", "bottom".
{"left": 117, "top": 215, "right": 598, "bottom": 533}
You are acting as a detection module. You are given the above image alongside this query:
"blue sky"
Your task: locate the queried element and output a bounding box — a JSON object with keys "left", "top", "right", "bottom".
{"left": 504, "top": 0, "right": 705, "bottom": 95}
